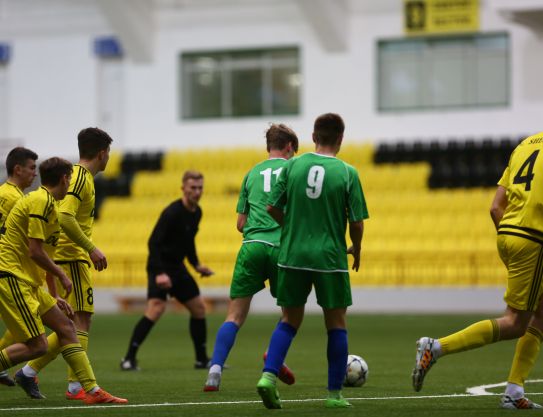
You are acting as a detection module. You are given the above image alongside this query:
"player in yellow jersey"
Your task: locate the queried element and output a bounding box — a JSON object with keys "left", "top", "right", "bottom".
{"left": 412, "top": 132, "right": 543, "bottom": 409}
{"left": 20, "top": 127, "right": 112, "bottom": 400}
{"left": 0, "top": 147, "right": 38, "bottom": 387}
{"left": 0, "top": 157, "right": 126, "bottom": 404}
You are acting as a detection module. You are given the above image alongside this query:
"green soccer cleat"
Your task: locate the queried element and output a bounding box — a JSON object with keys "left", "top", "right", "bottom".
{"left": 325, "top": 391, "right": 352, "bottom": 408}
{"left": 256, "top": 375, "right": 282, "bottom": 409}
{"left": 325, "top": 397, "right": 352, "bottom": 408}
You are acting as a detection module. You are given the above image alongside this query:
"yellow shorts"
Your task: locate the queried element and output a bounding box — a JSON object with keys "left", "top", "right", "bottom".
{"left": 56, "top": 261, "right": 94, "bottom": 314}
{"left": 0, "top": 274, "right": 56, "bottom": 342}
{"left": 498, "top": 233, "right": 543, "bottom": 312}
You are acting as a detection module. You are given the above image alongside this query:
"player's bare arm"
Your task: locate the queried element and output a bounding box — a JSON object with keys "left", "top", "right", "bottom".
{"left": 237, "top": 213, "right": 248, "bottom": 233}
{"left": 60, "top": 211, "right": 107, "bottom": 271}
{"left": 89, "top": 247, "right": 108, "bottom": 271}
{"left": 196, "top": 264, "right": 214, "bottom": 277}
{"left": 46, "top": 273, "right": 74, "bottom": 318}
{"left": 28, "top": 237, "right": 72, "bottom": 294}
{"left": 266, "top": 205, "right": 284, "bottom": 225}
{"left": 348, "top": 220, "right": 363, "bottom": 272}
{"left": 490, "top": 185, "right": 508, "bottom": 231}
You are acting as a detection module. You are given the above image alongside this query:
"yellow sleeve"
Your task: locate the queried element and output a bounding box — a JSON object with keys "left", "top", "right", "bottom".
{"left": 498, "top": 166, "right": 510, "bottom": 188}
{"left": 60, "top": 193, "right": 81, "bottom": 216}
{"left": 27, "top": 199, "right": 50, "bottom": 241}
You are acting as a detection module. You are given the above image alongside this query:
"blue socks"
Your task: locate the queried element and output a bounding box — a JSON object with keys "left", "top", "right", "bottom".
{"left": 327, "top": 328, "right": 348, "bottom": 391}
{"left": 263, "top": 322, "right": 297, "bottom": 375}
{"left": 210, "top": 321, "right": 239, "bottom": 368}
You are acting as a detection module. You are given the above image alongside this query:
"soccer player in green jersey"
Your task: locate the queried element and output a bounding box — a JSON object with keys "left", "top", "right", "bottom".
{"left": 412, "top": 132, "right": 543, "bottom": 409}
{"left": 204, "top": 124, "right": 299, "bottom": 392}
{"left": 0, "top": 147, "right": 38, "bottom": 387}
{"left": 19, "top": 127, "right": 112, "bottom": 400}
{"left": 256, "top": 113, "right": 368, "bottom": 409}
{"left": 0, "top": 157, "right": 126, "bottom": 404}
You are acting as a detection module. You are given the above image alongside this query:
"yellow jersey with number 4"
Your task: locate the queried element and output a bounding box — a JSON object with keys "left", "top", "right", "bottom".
{"left": 498, "top": 132, "right": 543, "bottom": 240}
{"left": 54, "top": 164, "right": 95, "bottom": 262}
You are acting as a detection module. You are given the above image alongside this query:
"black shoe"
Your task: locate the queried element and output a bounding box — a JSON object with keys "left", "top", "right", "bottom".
{"left": 194, "top": 360, "right": 211, "bottom": 369}
{"left": 0, "top": 371, "right": 15, "bottom": 387}
{"left": 120, "top": 357, "right": 140, "bottom": 371}
{"left": 14, "top": 369, "right": 46, "bottom": 399}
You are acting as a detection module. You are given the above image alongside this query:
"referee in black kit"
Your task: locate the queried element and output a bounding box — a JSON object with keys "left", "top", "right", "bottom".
{"left": 121, "top": 170, "right": 214, "bottom": 370}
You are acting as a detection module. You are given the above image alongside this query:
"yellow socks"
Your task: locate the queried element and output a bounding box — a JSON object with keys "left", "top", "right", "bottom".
{"left": 439, "top": 319, "right": 500, "bottom": 355}
{"left": 0, "top": 349, "right": 13, "bottom": 372}
{"left": 60, "top": 343, "right": 97, "bottom": 392}
{"left": 27, "top": 332, "right": 61, "bottom": 372}
{"left": 68, "top": 330, "right": 88, "bottom": 383}
{"left": 507, "top": 326, "right": 543, "bottom": 386}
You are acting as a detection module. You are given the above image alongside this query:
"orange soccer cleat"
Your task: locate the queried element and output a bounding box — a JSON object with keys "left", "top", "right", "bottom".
{"left": 65, "top": 388, "right": 86, "bottom": 400}
{"left": 83, "top": 388, "right": 128, "bottom": 405}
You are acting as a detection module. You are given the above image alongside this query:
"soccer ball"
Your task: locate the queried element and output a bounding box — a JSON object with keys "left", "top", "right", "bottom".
{"left": 343, "top": 354, "right": 368, "bottom": 387}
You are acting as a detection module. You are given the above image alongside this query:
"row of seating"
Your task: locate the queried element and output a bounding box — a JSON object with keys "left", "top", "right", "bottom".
{"left": 91, "top": 144, "right": 508, "bottom": 288}
{"left": 374, "top": 137, "right": 523, "bottom": 164}
{"left": 373, "top": 137, "right": 525, "bottom": 189}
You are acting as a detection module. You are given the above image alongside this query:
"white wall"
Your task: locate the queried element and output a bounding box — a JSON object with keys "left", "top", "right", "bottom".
{"left": 0, "top": 0, "right": 542, "bottom": 159}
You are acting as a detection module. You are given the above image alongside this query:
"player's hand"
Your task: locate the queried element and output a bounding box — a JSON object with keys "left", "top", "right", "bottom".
{"left": 347, "top": 246, "right": 361, "bottom": 272}
{"left": 156, "top": 273, "right": 172, "bottom": 289}
{"left": 56, "top": 297, "right": 74, "bottom": 319}
{"left": 58, "top": 272, "right": 73, "bottom": 295}
{"left": 90, "top": 247, "right": 108, "bottom": 271}
{"left": 196, "top": 264, "right": 214, "bottom": 278}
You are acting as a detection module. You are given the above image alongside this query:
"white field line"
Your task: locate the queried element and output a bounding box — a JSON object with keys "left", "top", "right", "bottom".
{"left": 466, "top": 379, "right": 543, "bottom": 395}
{"left": 3, "top": 391, "right": 543, "bottom": 412}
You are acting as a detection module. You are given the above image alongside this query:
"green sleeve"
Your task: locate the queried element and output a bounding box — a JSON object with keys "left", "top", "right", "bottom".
{"left": 236, "top": 173, "right": 250, "bottom": 214}
{"left": 268, "top": 159, "right": 289, "bottom": 209}
{"left": 347, "top": 166, "right": 369, "bottom": 222}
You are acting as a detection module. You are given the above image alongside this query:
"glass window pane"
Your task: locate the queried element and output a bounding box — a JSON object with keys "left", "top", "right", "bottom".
{"left": 378, "top": 34, "right": 508, "bottom": 112}
{"left": 231, "top": 69, "right": 263, "bottom": 117}
{"left": 425, "top": 46, "right": 466, "bottom": 107}
{"left": 271, "top": 67, "right": 300, "bottom": 115}
{"left": 189, "top": 70, "right": 222, "bottom": 118}
{"left": 181, "top": 47, "right": 299, "bottom": 119}
{"left": 379, "top": 49, "right": 421, "bottom": 110}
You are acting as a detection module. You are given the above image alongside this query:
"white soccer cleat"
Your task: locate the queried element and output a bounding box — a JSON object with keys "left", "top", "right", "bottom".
{"left": 203, "top": 372, "right": 221, "bottom": 392}
{"left": 501, "top": 395, "right": 543, "bottom": 409}
{"left": 412, "top": 337, "right": 437, "bottom": 392}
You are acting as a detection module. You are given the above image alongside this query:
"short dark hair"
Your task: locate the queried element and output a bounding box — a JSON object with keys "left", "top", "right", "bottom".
{"left": 6, "top": 147, "right": 38, "bottom": 176}
{"left": 182, "top": 170, "right": 204, "bottom": 184}
{"left": 313, "top": 113, "right": 345, "bottom": 146}
{"left": 266, "top": 124, "right": 299, "bottom": 153}
{"left": 39, "top": 157, "right": 73, "bottom": 187}
{"left": 78, "top": 127, "right": 113, "bottom": 159}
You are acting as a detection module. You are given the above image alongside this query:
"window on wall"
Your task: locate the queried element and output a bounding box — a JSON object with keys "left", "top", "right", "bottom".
{"left": 377, "top": 33, "right": 509, "bottom": 112}
{"left": 181, "top": 47, "right": 300, "bottom": 119}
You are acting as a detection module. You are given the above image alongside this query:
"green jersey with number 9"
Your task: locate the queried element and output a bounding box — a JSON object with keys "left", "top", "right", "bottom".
{"left": 498, "top": 132, "right": 543, "bottom": 238}
{"left": 237, "top": 158, "right": 288, "bottom": 246}
{"left": 268, "top": 152, "right": 369, "bottom": 272}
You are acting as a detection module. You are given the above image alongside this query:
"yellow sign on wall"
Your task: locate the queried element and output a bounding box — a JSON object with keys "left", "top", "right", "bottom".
{"left": 404, "top": 0, "right": 479, "bottom": 35}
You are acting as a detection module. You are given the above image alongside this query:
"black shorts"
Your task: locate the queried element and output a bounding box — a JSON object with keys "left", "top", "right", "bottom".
{"left": 147, "top": 268, "right": 200, "bottom": 303}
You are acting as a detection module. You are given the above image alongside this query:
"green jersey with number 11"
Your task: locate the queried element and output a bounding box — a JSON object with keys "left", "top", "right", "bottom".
{"left": 269, "top": 152, "right": 369, "bottom": 272}
{"left": 237, "top": 158, "right": 287, "bottom": 246}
